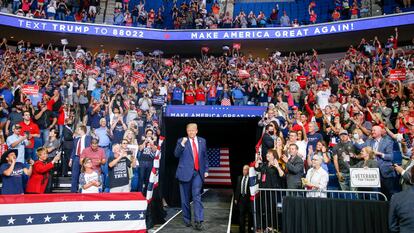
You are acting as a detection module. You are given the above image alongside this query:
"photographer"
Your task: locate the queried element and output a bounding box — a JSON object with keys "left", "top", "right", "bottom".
{"left": 138, "top": 91, "right": 152, "bottom": 112}
{"left": 34, "top": 101, "right": 57, "bottom": 145}
{"left": 137, "top": 128, "right": 157, "bottom": 194}
{"left": 110, "top": 112, "right": 128, "bottom": 144}
{"left": 26, "top": 147, "right": 61, "bottom": 194}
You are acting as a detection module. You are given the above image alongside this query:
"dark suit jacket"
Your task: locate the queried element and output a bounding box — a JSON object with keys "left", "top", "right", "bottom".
{"left": 356, "top": 136, "right": 395, "bottom": 178}
{"left": 389, "top": 187, "right": 414, "bottom": 233}
{"left": 261, "top": 133, "right": 274, "bottom": 159}
{"left": 235, "top": 175, "right": 251, "bottom": 201}
{"left": 62, "top": 125, "right": 74, "bottom": 150}
{"left": 286, "top": 155, "right": 304, "bottom": 189}
{"left": 70, "top": 135, "right": 92, "bottom": 161}
{"left": 174, "top": 136, "right": 208, "bottom": 182}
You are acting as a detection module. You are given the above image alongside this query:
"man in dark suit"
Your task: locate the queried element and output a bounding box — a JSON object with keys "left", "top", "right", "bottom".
{"left": 281, "top": 144, "right": 304, "bottom": 189}
{"left": 235, "top": 165, "right": 253, "bottom": 233}
{"left": 174, "top": 123, "right": 209, "bottom": 231}
{"left": 261, "top": 124, "right": 275, "bottom": 161}
{"left": 61, "top": 117, "right": 74, "bottom": 177}
{"left": 69, "top": 125, "right": 91, "bottom": 193}
{"left": 389, "top": 166, "right": 414, "bottom": 233}
{"left": 356, "top": 125, "right": 397, "bottom": 198}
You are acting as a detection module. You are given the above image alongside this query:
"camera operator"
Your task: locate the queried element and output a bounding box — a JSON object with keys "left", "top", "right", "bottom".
{"left": 137, "top": 128, "right": 157, "bottom": 194}
{"left": 110, "top": 112, "right": 128, "bottom": 144}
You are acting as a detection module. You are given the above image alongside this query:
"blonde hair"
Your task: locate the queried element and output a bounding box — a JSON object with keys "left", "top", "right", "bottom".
{"left": 36, "top": 147, "right": 47, "bottom": 158}
{"left": 186, "top": 123, "right": 198, "bottom": 130}
{"left": 362, "top": 146, "right": 375, "bottom": 160}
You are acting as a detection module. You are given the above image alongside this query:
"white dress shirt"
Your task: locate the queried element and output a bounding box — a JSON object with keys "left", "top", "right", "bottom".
{"left": 305, "top": 166, "right": 329, "bottom": 198}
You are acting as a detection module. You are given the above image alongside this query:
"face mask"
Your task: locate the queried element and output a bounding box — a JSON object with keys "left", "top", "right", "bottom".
{"left": 268, "top": 131, "right": 274, "bottom": 135}
{"left": 353, "top": 133, "right": 359, "bottom": 139}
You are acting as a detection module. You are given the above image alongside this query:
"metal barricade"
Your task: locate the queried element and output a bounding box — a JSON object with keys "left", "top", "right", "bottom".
{"left": 253, "top": 188, "right": 388, "bottom": 233}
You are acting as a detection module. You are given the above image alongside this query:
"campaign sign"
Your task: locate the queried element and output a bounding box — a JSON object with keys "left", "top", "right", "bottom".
{"left": 21, "top": 84, "right": 40, "bottom": 95}
{"left": 389, "top": 68, "right": 406, "bottom": 81}
{"left": 350, "top": 168, "right": 381, "bottom": 188}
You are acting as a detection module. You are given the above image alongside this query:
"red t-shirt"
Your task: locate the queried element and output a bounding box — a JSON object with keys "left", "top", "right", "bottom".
{"left": 195, "top": 88, "right": 206, "bottom": 101}
{"left": 19, "top": 121, "right": 40, "bottom": 149}
{"left": 184, "top": 90, "right": 195, "bottom": 104}
{"left": 57, "top": 107, "right": 65, "bottom": 126}
{"left": 47, "top": 98, "right": 55, "bottom": 111}
{"left": 297, "top": 75, "right": 307, "bottom": 89}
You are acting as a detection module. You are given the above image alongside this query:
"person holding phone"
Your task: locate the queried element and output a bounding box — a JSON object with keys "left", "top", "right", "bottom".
{"left": 26, "top": 147, "right": 61, "bottom": 194}
{"left": 0, "top": 149, "right": 33, "bottom": 194}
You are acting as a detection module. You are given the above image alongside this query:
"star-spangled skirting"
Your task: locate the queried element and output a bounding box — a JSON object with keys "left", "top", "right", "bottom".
{"left": 0, "top": 193, "right": 147, "bottom": 233}
{"left": 0, "top": 210, "right": 145, "bottom": 226}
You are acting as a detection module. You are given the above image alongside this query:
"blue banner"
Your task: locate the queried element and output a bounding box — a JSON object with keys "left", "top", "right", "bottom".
{"left": 165, "top": 106, "right": 267, "bottom": 118}
{"left": 1, "top": 12, "right": 413, "bottom": 41}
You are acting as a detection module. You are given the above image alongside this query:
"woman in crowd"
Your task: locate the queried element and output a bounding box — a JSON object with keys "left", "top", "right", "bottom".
{"left": 138, "top": 128, "right": 157, "bottom": 194}
{"left": 303, "top": 155, "right": 329, "bottom": 197}
{"left": 26, "top": 147, "right": 61, "bottom": 194}
{"left": 255, "top": 149, "right": 285, "bottom": 232}
{"left": 307, "top": 141, "right": 330, "bottom": 172}
{"left": 79, "top": 157, "right": 102, "bottom": 193}
{"left": 0, "top": 149, "right": 32, "bottom": 194}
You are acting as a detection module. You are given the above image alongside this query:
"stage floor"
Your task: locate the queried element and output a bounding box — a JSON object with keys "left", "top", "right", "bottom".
{"left": 155, "top": 189, "right": 233, "bottom": 233}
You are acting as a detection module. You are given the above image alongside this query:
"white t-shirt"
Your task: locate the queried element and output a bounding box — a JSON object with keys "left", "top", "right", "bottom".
{"left": 317, "top": 89, "right": 331, "bottom": 110}
{"left": 87, "top": 77, "right": 97, "bottom": 91}
{"left": 81, "top": 172, "right": 100, "bottom": 193}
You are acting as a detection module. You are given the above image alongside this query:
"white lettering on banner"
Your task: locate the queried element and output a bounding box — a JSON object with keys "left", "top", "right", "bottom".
{"left": 52, "top": 23, "right": 90, "bottom": 33}
{"left": 94, "top": 27, "right": 108, "bottom": 35}
{"left": 313, "top": 23, "right": 354, "bottom": 35}
{"left": 350, "top": 168, "right": 381, "bottom": 188}
{"left": 274, "top": 28, "right": 309, "bottom": 38}
{"left": 168, "top": 112, "right": 261, "bottom": 118}
{"left": 18, "top": 19, "right": 47, "bottom": 30}
{"left": 112, "top": 28, "right": 144, "bottom": 38}
{"left": 222, "top": 31, "right": 270, "bottom": 39}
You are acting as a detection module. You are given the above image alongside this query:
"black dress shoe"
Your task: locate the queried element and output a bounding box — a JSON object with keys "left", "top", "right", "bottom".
{"left": 185, "top": 222, "right": 192, "bottom": 227}
{"left": 194, "top": 221, "right": 203, "bottom": 231}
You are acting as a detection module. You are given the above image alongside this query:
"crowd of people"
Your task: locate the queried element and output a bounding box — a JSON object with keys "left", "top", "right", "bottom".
{"left": 251, "top": 27, "right": 414, "bottom": 201}
{"left": 0, "top": 0, "right": 411, "bottom": 28}
{"left": 0, "top": 22, "right": 413, "bottom": 230}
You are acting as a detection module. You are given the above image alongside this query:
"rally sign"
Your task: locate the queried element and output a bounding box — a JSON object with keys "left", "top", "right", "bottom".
{"left": 350, "top": 168, "right": 381, "bottom": 188}
{"left": 389, "top": 68, "right": 406, "bottom": 81}
{"left": 22, "top": 85, "right": 40, "bottom": 95}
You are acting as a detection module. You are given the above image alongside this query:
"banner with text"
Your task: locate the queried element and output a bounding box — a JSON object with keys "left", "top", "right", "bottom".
{"left": 1, "top": 12, "right": 414, "bottom": 41}
{"left": 350, "top": 168, "right": 381, "bottom": 188}
{"left": 165, "top": 106, "right": 266, "bottom": 118}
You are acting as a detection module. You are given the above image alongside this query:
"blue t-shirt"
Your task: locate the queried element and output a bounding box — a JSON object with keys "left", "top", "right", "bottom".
{"left": 172, "top": 87, "right": 183, "bottom": 101}
{"left": 112, "top": 124, "right": 125, "bottom": 144}
{"left": 0, "top": 162, "right": 25, "bottom": 194}
{"left": 307, "top": 132, "right": 323, "bottom": 151}
{"left": 232, "top": 88, "right": 244, "bottom": 99}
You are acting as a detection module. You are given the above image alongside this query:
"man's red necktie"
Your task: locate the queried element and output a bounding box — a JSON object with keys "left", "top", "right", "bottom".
{"left": 192, "top": 138, "right": 199, "bottom": 171}
{"left": 77, "top": 139, "right": 81, "bottom": 156}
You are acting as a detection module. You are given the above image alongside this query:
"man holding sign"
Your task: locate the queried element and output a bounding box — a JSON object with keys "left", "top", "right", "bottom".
{"left": 356, "top": 126, "right": 396, "bottom": 199}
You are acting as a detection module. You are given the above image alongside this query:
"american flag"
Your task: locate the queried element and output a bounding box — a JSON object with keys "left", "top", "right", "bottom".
{"left": 205, "top": 148, "right": 231, "bottom": 185}
{"left": 0, "top": 193, "right": 147, "bottom": 233}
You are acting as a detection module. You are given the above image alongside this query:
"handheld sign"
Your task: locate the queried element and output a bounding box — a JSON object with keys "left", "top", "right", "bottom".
{"left": 350, "top": 168, "right": 381, "bottom": 188}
